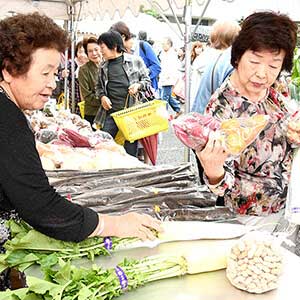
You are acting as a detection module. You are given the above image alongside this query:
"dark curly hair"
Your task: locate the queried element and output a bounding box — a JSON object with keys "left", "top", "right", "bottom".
{"left": 231, "top": 11, "right": 298, "bottom": 73}
{"left": 0, "top": 12, "right": 70, "bottom": 80}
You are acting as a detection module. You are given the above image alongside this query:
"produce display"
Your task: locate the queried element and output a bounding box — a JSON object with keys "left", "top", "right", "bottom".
{"left": 1, "top": 110, "right": 286, "bottom": 299}
{"left": 0, "top": 240, "right": 232, "bottom": 300}
{"left": 0, "top": 219, "right": 246, "bottom": 272}
{"left": 25, "top": 110, "right": 144, "bottom": 171}
{"left": 0, "top": 219, "right": 142, "bottom": 272}
{"left": 226, "top": 233, "right": 283, "bottom": 294}
{"left": 172, "top": 112, "right": 269, "bottom": 155}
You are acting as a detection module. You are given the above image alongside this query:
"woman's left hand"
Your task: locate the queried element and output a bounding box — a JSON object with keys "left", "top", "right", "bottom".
{"left": 128, "top": 83, "right": 141, "bottom": 95}
{"left": 287, "top": 119, "right": 300, "bottom": 144}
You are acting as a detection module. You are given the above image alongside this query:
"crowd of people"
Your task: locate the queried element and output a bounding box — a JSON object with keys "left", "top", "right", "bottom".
{"left": 61, "top": 12, "right": 300, "bottom": 245}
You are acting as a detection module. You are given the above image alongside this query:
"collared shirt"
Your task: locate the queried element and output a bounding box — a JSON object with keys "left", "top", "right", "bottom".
{"left": 96, "top": 52, "right": 151, "bottom": 109}
{"left": 204, "top": 78, "right": 300, "bottom": 216}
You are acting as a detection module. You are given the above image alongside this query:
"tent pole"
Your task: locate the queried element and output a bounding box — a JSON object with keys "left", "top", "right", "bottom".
{"left": 191, "top": 0, "right": 211, "bottom": 36}
{"left": 68, "top": 4, "right": 76, "bottom": 113}
{"left": 183, "top": 0, "right": 192, "bottom": 162}
{"left": 63, "top": 19, "right": 69, "bottom": 110}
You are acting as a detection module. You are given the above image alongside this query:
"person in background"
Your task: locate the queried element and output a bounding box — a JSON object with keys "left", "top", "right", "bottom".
{"left": 110, "top": 21, "right": 135, "bottom": 54}
{"left": 0, "top": 12, "right": 161, "bottom": 253}
{"left": 191, "top": 41, "right": 203, "bottom": 64}
{"left": 159, "top": 37, "right": 183, "bottom": 118}
{"left": 95, "top": 31, "right": 151, "bottom": 157}
{"left": 197, "top": 12, "right": 299, "bottom": 234}
{"left": 61, "top": 40, "right": 89, "bottom": 115}
{"left": 137, "top": 30, "right": 161, "bottom": 92}
{"left": 174, "top": 46, "right": 186, "bottom": 104}
{"left": 191, "top": 20, "right": 240, "bottom": 110}
{"left": 110, "top": 22, "right": 161, "bottom": 163}
{"left": 78, "top": 37, "right": 102, "bottom": 126}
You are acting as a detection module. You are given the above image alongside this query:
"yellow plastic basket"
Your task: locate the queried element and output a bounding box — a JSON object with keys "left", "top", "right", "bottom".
{"left": 111, "top": 100, "right": 169, "bottom": 143}
{"left": 78, "top": 101, "right": 85, "bottom": 118}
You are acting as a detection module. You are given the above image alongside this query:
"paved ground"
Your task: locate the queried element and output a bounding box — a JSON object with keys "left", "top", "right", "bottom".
{"left": 156, "top": 103, "right": 196, "bottom": 166}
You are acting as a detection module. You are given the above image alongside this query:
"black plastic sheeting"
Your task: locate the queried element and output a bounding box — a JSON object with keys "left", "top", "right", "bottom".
{"left": 47, "top": 164, "right": 235, "bottom": 221}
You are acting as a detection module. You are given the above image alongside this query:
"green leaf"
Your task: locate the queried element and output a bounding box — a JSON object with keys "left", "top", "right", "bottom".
{"left": 6, "top": 251, "right": 40, "bottom": 269}
{"left": 78, "top": 286, "right": 93, "bottom": 300}
{"left": 27, "top": 276, "right": 63, "bottom": 299}
{"left": 0, "top": 287, "right": 28, "bottom": 300}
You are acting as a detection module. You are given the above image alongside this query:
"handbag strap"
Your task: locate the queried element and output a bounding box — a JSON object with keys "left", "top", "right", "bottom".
{"left": 210, "top": 52, "right": 223, "bottom": 94}
{"left": 124, "top": 93, "right": 140, "bottom": 109}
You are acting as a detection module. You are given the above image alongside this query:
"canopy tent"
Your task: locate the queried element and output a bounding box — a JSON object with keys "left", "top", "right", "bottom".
{"left": 2, "top": 0, "right": 298, "bottom": 21}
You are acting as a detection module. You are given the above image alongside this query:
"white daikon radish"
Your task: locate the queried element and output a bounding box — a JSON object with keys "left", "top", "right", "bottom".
{"left": 158, "top": 221, "right": 251, "bottom": 242}
{"left": 184, "top": 240, "right": 234, "bottom": 274}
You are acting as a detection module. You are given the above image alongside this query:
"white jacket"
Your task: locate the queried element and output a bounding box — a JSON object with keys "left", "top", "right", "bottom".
{"left": 159, "top": 48, "right": 179, "bottom": 87}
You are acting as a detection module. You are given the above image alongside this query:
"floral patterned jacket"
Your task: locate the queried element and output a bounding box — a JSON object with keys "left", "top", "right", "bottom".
{"left": 204, "top": 79, "right": 300, "bottom": 216}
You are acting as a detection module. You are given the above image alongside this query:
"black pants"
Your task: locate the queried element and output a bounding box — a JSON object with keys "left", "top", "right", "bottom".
{"left": 84, "top": 115, "right": 96, "bottom": 131}
{"left": 192, "top": 149, "right": 225, "bottom": 206}
{"left": 102, "top": 114, "right": 138, "bottom": 157}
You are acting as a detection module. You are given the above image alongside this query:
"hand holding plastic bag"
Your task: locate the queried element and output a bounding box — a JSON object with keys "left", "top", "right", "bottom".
{"left": 172, "top": 112, "right": 269, "bottom": 155}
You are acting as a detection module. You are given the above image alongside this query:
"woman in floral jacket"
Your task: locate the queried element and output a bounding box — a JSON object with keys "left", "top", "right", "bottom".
{"left": 197, "top": 11, "right": 299, "bottom": 219}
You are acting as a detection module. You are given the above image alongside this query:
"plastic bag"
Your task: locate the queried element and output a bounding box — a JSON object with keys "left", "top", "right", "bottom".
{"left": 285, "top": 148, "right": 300, "bottom": 224}
{"left": 172, "top": 113, "right": 220, "bottom": 149}
{"left": 172, "top": 112, "right": 269, "bottom": 155}
{"left": 226, "top": 232, "right": 283, "bottom": 294}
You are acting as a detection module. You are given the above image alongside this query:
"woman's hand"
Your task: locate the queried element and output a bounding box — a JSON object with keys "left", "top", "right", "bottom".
{"left": 101, "top": 212, "right": 162, "bottom": 241}
{"left": 128, "top": 83, "right": 141, "bottom": 95}
{"left": 196, "top": 132, "right": 229, "bottom": 185}
{"left": 101, "top": 96, "right": 112, "bottom": 110}
{"left": 61, "top": 69, "right": 69, "bottom": 78}
{"left": 287, "top": 119, "right": 300, "bottom": 144}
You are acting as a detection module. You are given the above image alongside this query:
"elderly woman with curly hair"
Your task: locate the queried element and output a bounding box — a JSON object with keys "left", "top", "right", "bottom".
{"left": 197, "top": 12, "right": 299, "bottom": 236}
{"left": 0, "top": 13, "right": 161, "bottom": 282}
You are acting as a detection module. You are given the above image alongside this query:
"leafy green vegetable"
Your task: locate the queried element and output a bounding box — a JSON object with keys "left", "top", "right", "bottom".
{"left": 0, "top": 254, "right": 187, "bottom": 300}
{"left": 0, "top": 220, "right": 141, "bottom": 271}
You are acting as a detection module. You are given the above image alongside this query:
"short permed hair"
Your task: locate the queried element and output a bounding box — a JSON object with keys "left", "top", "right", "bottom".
{"left": 231, "top": 11, "right": 298, "bottom": 72}
{"left": 0, "top": 12, "right": 69, "bottom": 79}
{"left": 83, "top": 36, "right": 98, "bottom": 55}
{"left": 110, "top": 21, "right": 132, "bottom": 41}
{"left": 97, "top": 31, "right": 125, "bottom": 53}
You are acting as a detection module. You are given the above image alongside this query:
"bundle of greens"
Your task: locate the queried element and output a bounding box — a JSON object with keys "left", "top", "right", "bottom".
{"left": 0, "top": 255, "right": 187, "bottom": 300}
{"left": 0, "top": 220, "right": 141, "bottom": 272}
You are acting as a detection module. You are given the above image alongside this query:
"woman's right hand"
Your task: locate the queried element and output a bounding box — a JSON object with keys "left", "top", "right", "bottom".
{"left": 102, "top": 212, "right": 162, "bottom": 241}
{"left": 101, "top": 96, "right": 112, "bottom": 110}
{"left": 196, "top": 132, "right": 228, "bottom": 185}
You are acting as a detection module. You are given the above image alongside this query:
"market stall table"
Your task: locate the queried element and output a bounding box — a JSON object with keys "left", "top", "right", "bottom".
{"left": 27, "top": 238, "right": 299, "bottom": 299}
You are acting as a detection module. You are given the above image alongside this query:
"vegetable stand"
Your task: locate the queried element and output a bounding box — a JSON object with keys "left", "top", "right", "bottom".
{"left": 26, "top": 238, "right": 300, "bottom": 299}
